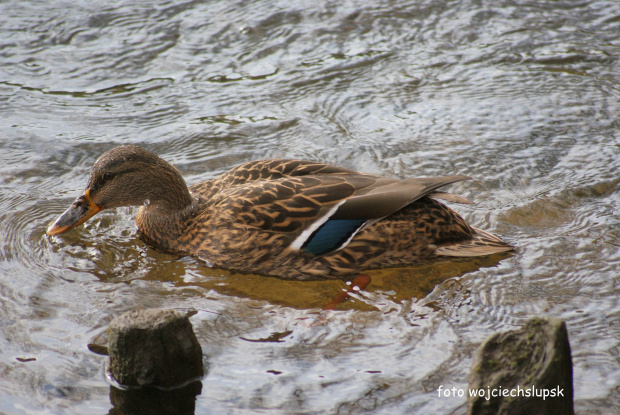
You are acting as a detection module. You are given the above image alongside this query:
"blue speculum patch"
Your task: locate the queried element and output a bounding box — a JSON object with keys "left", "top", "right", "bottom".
{"left": 303, "top": 219, "right": 366, "bottom": 256}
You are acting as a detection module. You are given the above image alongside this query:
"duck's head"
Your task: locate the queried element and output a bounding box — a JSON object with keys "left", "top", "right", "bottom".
{"left": 46, "top": 145, "right": 191, "bottom": 236}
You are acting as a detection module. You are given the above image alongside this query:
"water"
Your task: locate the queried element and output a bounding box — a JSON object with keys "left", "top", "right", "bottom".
{"left": 1, "top": 0, "right": 619, "bottom": 413}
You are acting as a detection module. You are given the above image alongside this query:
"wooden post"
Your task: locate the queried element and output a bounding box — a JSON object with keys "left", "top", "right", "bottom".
{"left": 468, "top": 317, "right": 574, "bottom": 415}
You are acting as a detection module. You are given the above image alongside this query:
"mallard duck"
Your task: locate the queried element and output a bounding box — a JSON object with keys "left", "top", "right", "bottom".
{"left": 47, "top": 145, "right": 512, "bottom": 280}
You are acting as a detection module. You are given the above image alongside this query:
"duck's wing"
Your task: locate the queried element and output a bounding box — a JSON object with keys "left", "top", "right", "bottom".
{"left": 212, "top": 171, "right": 472, "bottom": 256}
{"left": 190, "top": 159, "right": 359, "bottom": 197}
{"left": 328, "top": 175, "right": 471, "bottom": 220}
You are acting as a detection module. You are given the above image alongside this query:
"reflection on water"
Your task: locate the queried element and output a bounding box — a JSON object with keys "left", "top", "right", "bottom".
{"left": 1, "top": 0, "right": 619, "bottom": 413}
{"left": 171, "top": 253, "right": 514, "bottom": 310}
{"left": 109, "top": 381, "right": 203, "bottom": 415}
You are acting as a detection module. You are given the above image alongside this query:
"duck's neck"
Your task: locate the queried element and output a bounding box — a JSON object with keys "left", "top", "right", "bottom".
{"left": 135, "top": 197, "right": 196, "bottom": 253}
{"left": 147, "top": 165, "right": 193, "bottom": 211}
{"left": 134, "top": 165, "right": 195, "bottom": 251}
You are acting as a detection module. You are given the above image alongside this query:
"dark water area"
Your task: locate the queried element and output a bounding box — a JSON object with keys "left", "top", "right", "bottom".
{"left": 1, "top": 0, "right": 619, "bottom": 413}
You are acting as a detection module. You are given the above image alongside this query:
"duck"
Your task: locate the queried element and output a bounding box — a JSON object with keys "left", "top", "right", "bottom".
{"left": 47, "top": 145, "right": 512, "bottom": 280}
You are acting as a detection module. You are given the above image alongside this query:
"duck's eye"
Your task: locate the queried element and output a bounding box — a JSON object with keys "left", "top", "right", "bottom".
{"left": 103, "top": 172, "right": 115, "bottom": 181}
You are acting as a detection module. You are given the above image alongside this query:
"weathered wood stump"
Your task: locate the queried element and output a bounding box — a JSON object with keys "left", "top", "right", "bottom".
{"left": 108, "top": 308, "right": 204, "bottom": 388}
{"left": 468, "top": 316, "right": 574, "bottom": 415}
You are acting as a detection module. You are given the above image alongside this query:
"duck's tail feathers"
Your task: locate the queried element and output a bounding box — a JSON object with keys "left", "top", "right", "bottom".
{"left": 429, "top": 191, "right": 474, "bottom": 205}
{"left": 435, "top": 227, "right": 513, "bottom": 257}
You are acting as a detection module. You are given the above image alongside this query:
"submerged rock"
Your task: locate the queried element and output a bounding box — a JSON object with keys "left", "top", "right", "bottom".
{"left": 108, "top": 308, "right": 204, "bottom": 388}
{"left": 468, "top": 316, "right": 574, "bottom": 415}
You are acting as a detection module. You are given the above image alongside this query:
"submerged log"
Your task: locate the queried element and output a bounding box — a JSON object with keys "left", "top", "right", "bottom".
{"left": 108, "top": 308, "right": 204, "bottom": 388}
{"left": 468, "top": 316, "right": 574, "bottom": 415}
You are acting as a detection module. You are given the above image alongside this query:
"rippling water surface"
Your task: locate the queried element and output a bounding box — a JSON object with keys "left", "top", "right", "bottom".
{"left": 1, "top": 0, "right": 619, "bottom": 413}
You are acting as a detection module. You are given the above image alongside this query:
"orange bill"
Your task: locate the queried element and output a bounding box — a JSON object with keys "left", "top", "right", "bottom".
{"left": 46, "top": 189, "right": 103, "bottom": 236}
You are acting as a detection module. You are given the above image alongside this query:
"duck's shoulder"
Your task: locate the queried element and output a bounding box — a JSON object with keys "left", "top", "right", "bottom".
{"left": 188, "top": 159, "right": 367, "bottom": 198}
{"left": 219, "top": 158, "right": 363, "bottom": 184}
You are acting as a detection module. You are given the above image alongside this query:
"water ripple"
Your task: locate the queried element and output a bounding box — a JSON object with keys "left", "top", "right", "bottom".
{"left": 1, "top": 0, "right": 619, "bottom": 413}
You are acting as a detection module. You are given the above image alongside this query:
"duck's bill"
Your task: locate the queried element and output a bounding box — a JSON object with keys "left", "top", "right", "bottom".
{"left": 46, "top": 189, "right": 103, "bottom": 236}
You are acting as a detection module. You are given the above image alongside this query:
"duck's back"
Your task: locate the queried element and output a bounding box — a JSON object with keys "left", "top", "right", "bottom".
{"left": 164, "top": 159, "right": 512, "bottom": 280}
